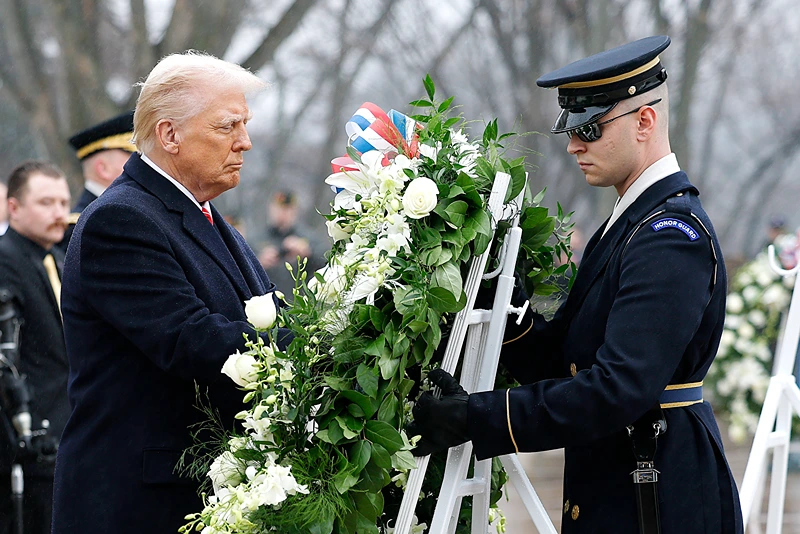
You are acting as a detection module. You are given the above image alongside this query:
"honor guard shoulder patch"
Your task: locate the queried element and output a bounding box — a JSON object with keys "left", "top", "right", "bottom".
{"left": 650, "top": 218, "right": 699, "bottom": 241}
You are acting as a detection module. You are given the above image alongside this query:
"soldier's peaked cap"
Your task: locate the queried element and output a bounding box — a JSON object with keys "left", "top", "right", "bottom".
{"left": 537, "top": 36, "right": 670, "bottom": 134}
{"left": 69, "top": 110, "right": 136, "bottom": 160}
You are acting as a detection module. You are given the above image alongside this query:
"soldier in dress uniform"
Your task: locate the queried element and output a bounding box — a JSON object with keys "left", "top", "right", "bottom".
{"left": 410, "top": 36, "right": 744, "bottom": 533}
{"left": 58, "top": 111, "right": 136, "bottom": 250}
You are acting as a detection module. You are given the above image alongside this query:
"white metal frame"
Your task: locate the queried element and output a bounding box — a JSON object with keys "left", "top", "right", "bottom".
{"left": 740, "top": 245, "right": 800, "bottom": 533}
{"left": 393, "top": 173, "right": 557, "bottom": 534}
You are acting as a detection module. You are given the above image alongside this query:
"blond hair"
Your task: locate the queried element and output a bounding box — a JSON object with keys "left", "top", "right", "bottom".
{"left": 132, "top": 51, "right": 267, "bottom": 154}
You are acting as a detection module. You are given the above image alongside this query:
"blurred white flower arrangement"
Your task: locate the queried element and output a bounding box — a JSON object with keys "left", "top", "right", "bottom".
{"left": 707, "top": 243, "right": 797, "bottom": 443}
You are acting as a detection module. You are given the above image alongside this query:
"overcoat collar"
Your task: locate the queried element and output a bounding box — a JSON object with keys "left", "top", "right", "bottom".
{"left": 121, "top": 153, "right": 261, "bottom": 301}
{"left": 563, "top": 171, "right": 698, "bottom": 323}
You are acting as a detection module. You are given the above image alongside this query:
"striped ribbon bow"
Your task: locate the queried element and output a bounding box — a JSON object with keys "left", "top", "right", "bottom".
{"left": 330, "top": 102, "right": 419, "bottom": 175}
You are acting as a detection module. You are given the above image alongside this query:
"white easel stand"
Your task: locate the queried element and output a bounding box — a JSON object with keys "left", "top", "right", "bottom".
{"left": 740, "top": 245, "right": 800, "bottom": 533}
{"left": 393, "top": 173, "right": 556, "bottom": 534}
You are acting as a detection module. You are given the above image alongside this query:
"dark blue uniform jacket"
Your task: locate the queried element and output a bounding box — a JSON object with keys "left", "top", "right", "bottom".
{"left": 469, "top": 172, "right": 744, "bottom": 533}
{"left": 52, "top": 154, "right": 276, "bottom": 534}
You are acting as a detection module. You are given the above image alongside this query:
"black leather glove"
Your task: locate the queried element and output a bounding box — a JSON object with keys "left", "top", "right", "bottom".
{"left": 407, "top": 369, "right": 470, "bottom": 457}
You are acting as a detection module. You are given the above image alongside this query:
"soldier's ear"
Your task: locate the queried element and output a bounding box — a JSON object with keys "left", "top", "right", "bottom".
{"left": 635, "top": 106, "right": 658, "bottom": 141}
{"left": 155, "top": 119, "right": 180, "bottom": 154}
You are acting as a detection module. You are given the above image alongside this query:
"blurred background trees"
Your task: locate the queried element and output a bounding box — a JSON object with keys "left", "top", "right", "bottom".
{"left": 1, "top": 0, "right": 798, "bottom": 263}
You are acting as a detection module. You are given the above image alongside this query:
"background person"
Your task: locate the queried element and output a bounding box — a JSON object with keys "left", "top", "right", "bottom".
{"left": 51, "top": 52, "right": 278, "bottom": 534}
{"left": 0, "top": 161, "right": 70, "bottom": 534}
{"left": 58, "top": 111, "right": 136, "bottom": 250}
{"left": 410, "top": 36, "right": 743, "bottom": 533}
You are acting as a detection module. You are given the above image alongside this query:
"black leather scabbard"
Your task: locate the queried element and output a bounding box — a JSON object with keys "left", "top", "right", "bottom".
{"left": 628, "top": 407, "right": 666, "bottom": 534}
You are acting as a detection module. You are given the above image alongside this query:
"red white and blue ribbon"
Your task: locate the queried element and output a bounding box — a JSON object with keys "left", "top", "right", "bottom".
{"left": 345, "top": 102, "right": 417, "bottom": 155}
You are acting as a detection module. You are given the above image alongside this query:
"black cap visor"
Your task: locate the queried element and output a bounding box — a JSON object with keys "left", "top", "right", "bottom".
{"left": 551, "top": 103, "right": 617, "bottom": 134}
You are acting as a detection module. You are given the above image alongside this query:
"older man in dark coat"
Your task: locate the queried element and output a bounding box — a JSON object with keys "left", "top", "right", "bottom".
{"left": 52, "top": 52, "right": 275, "bottom": 533}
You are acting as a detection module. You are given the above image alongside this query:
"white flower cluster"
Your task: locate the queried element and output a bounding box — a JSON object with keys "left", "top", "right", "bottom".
{"left": 198, "top": 294, "right": 308, "bottom": 532}
{"left": 314, "top": 130, "right": 481, "bottom": 329}
{"left": 709, "top": 252, "right": 794, "bottom": 442}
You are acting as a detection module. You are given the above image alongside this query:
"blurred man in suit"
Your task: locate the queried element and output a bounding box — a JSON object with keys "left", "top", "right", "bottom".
{"left": 52, "top": 52, "right": 275, "bottom": 533}
{"left": 58, "top": 111, "right": 136, "bottom": 249}
{"left": 0, "top": 161, "right": 70, "bottom": 534}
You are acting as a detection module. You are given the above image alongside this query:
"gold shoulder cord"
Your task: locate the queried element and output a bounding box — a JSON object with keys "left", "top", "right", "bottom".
{"left": 506, "top": 388, "right": 520, "bottom": 453}
{"left": 502, "top": 316, "right": 533, "bottom": 345}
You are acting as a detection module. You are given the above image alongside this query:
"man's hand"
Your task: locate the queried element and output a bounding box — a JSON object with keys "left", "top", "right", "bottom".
{"left": 407, "top": 369, "right": 470, "bottom": 457}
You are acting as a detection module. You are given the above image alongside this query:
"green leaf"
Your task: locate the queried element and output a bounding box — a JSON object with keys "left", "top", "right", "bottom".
{"left": 409, "top": 99, "right": 433, "bottom": 108}
{"left": 369, "top": 442, "right": 392, "bottom": 469}
{"left": 423, "top": 74, "right": 436, "bottom": 100}
{"left": 392, "top": 333, "right": 411, "bottom": 359}
{"left": 324, "top": 376, "right": 351, "bottom": 391}
{"left": 392, "top": 449, "right": 417, "bottom": 470}
{"left": 341, "top": 390, "right": 379, "bottom": 418}
{"left": 364, "top": 334, "right": 386, "bottom": 357}
{"left": 347, "top": 403, "right": 365, "bottom": 418}
{"left": 394, "top": 287, "right": 424, "bottom": 315}
{"left": 378, "top": 355, "right": 400, "bottom": 380}
{"left": 369, "top": 307, "right": 386, "bottom": 330}
{"left": 377, "top": 394, "right": 399, "bottom": 424}
{"left": 350, "top": 441, "right": 372, "bottom": 472}
{"left": 333, "top": 469, "right": 359, "bottom": 494}
{"left": 365, "top": 420, "right": 404, "bottom": 454}
{"left": 431, "top": 262, "right": 463, "bottom": 298}
{"left": 427, "top": 286, "right": 460, "bottom": 313}
{"left": 437, "top": 96, "right": 455, "bottom": 113}
{"left": 455, "top": 172, "right": 484, "bottom": 206}
{"left": 356, "top": 363, "right": 379, "bottom": 398}
{"left": 419, "top": 246, "right": 442, "bottom": 266}
{"left": 532, "top": 187, "right": 546, "bottom": 205}
{"left": 434, "top": 248, "right": 454, "bottom": 266}
{"left": 505, "top": 164, "right": 527, "bottom": 202}
{"left": 442, "top": 200, "right": 468, "bottom": 227}
{"left": 327, "top": 418, "right": 345, "bottom": 444}
{"left": 355, "top": 512, "right": 380, "bottom": 534}
{"left": 352, "top": 492, "right": 382, "bottom": 523}
{"left": 521, "top": 206, "right": 550, "bottom": 228}
{"left": 355, "top": 460, "right": 386, "bottom": 493}
{"left": 522, "top": 217, "right": 556, "bottom": 250}
{"left": 407, "top": 319, "right": 428, "bottom": 333}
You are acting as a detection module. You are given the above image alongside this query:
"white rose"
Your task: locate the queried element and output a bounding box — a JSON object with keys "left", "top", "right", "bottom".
{"left": 402, "top": 177, "right": 439, "bottom": 219}
{"left": 326, "top": 218, "right": 352, "bottom": 243}
{"left": 245, "top": 293, "right": 277, "bottom": 330}
{"left": 726, "top": 294, "right": 744, "bottom": 314}
{"left": 208, "top": 451, "right": 244, "bottom": 494}
{"left": 221, "top": 350, "right": 260, "bottom": 387}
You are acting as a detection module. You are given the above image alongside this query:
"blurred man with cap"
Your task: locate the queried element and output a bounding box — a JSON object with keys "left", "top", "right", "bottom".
{"left": 411, "top": 36, "right": 743, "bottom": 533}
{"left": 58, "top": 111, "right": 136, "bottom": 249}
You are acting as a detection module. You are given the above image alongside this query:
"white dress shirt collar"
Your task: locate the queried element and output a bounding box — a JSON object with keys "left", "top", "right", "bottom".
{"left": 139, "top": 154, "right": 211, "bottom": 215}
{"left": 602, "top": 153, "right": 680, "bottom": 236}
{"left": 84, "top": 179, "right": 106, "bottom": 198}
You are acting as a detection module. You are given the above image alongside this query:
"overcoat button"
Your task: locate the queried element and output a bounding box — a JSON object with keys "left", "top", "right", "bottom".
{"left": 564, "top": 500, "right": 570, "bottom": 514}
{"left": 570, "top": 363, "right": 577, "bottom": 376}
{"left": 572, "top": 504, "right": 580, "bottom": 520}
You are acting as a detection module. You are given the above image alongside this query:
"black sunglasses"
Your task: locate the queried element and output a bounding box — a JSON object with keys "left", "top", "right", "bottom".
{"left": 566, "top": 98, "right": 662, "bottom": 143}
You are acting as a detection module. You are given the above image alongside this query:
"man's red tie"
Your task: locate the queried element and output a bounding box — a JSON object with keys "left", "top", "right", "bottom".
{"left": 202, "top": 206, "right": 213, "bottom": 225}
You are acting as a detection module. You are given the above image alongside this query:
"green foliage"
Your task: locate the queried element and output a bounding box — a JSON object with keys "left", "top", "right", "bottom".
{"left": 184, "top": 75, "right": 572, "bottom": 534}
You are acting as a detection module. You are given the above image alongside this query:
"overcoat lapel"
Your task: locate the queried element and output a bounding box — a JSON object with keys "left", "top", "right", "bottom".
{"left": 214, "top": 207, "right": 267, "bottom": 297}
{"left": 123, "top": 154, "right": 253, "bottom": 301}
{"left": 561, "top": 172, "right": 698, "bottom": 324}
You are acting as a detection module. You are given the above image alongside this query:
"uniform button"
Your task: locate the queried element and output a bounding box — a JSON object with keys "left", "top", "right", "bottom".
{"left": 564, "top": 500, "right": 570, "bottom": 514}
{"left": 570, "top": 363, "right": 577, "bottom": 376}
{"left": 571, "top": 504, "right": 580, "bottom": 520}
{"left": 676, "top": 192, "right": 684, "bottom": 196}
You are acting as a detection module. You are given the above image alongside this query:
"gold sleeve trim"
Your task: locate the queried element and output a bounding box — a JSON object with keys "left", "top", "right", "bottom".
{"left": 506, "top": 388, "right": 520, "bottom": 454}
{"left": 661, "top": 399, "right": 703, "bottom": 409}
{"left": 559, "top": 57, "right": 661, "bottom": 89}
{"left": 76, "top": 133, "right": 136, "bottom": 160}
{"left": 664, "top": 381, "right": 703, "bottom": 390}
{"left": 503, "top": 316, "right": 533, "bottom": 345}
{"left": 67, "top": 212, "right": 81, "bottom": 225}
